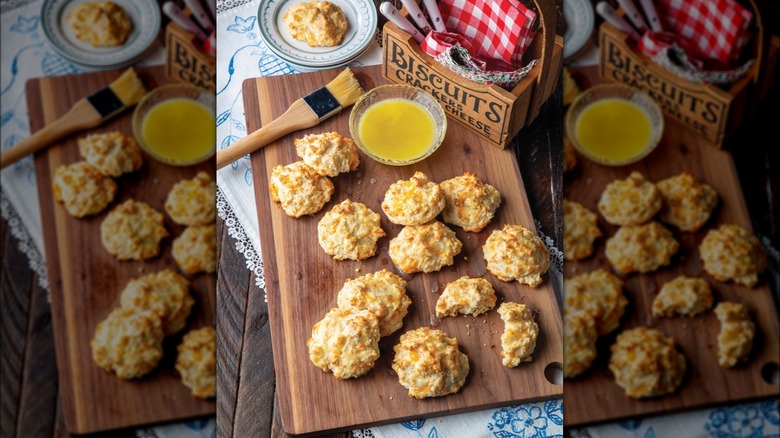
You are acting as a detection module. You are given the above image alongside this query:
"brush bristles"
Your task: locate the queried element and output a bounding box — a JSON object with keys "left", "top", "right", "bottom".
{"left": 324, "top": 68, "right": 366, "bottom": 107}
{"left": 108, "top": 68, "right": 147, "bottom": 106}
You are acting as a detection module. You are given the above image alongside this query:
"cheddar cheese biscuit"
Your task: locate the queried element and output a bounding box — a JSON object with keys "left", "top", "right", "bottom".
{"left": 382, "top": 172, "right": 445, "bottom": 226}
{"left": 269, "top": 161, "right": 334, "bottom": 218}
{"left": 605, "top": 222, "right": 679, "bottom": 274}
{"left": 598, "top": 172, "right": 662, "bottom": 225}
{"left": 318, "top": 199, "right": 385, "bottom": 260}
{"left": 78, "top": 131, "right": 142, "bottom": 177}
{"left": 101, "top": 199, "right": 168, "bottom": 261}
{"left": 608, "top": 327, "right": 686, "bottom": 398}
{"left": 700, "top": 224, "right": 766, "bottom": 287}
{"left": 439, "top": 172, "right": 502, "bottom": 232}
{"left": 388, "top": 221, "right": 462, "bottom": 274}
{"left": 337, "top": 269, "right": 410, "bottom": 337}
{"left": 392, "top": 327, "right": 469, "bottom": 398}
{"left": 435, "top": 276, "right": 497, "bottom": 318}
{"left": 497, "top": 302, "right": 539, "bottom": 367}
{"left": 483, "top": 224, "right": 549, "bottom": 287}
{"left": 295, "top": 132, "right": 359, "bottom": 177}
{"left": 176, "top": 326, "right": 217, "bottom": 398}
{"left": 52, "top": 161, "right": 117, "bottom": 218}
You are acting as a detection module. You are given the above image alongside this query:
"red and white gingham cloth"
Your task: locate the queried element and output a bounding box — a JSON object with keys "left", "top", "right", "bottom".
{"left": 654, "top": 0, "right": 752, "bottom": 66}
{"left": 421, "top": 0, "right": 537, "bottom": 68}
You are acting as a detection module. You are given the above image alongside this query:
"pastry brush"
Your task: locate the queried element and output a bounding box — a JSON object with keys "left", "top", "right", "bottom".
{"left": 0, "top": 68, "right": 147, "bottom": 169}
{"left": 216, "top": 67, "right": 365, "bottom": 169}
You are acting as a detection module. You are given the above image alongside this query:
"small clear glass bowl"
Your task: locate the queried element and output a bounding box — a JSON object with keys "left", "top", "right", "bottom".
{"left": 349, "top": 84, "right": 447, "bottom": 166}
{"left": 132, "top": 83, "right": 216, "bottom": 166}
{"left": 565, "top": 83, "right": 664, "bottom": 166}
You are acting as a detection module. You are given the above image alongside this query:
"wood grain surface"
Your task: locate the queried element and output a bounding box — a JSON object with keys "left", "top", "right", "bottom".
{"left": 563, "top": 68, "right": 780, "bottom": 426}
{"left": 243, "top": 66, "right": 563, "bottom": 436}
{"left": 28, "top": 67, "right": 216, "bottom": 434}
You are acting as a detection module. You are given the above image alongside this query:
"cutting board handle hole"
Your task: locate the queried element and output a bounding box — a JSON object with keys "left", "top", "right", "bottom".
{"left": 761, "top": 362, "right": 780, "bottom": 385}
{"left": 544, "top": 362, "right": 563, "bottom": 386}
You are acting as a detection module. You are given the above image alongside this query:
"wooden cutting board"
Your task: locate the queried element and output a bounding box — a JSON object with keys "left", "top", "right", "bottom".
{"left": 245, "top": 66, "right": 564, "bottom": 435}
{"left": 29, "top": 67, "right": 216, "bottom": 434}
{"left": 563, "top": 70, "right": 780, "bottom": 426}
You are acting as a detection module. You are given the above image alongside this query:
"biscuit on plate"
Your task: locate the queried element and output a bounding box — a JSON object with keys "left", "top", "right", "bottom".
{"left": 439, "top": 172, "right": 502, "bottom": 232}
{"left": 388, "top": 221, "right": 462, "bottom": 274}
{"left": 176, "top": 326, "right": 216, "bottom": 398}
{"left": 283, "top": 1, "right": 348, "bottom": 47}
{"left": 563, "top": 200, "right": 602, "bottom": 261}
{"left": 119, "top": 269, "right": 194, "bottom": 336}
{"left": 657, "top": 172, "right": 718, "bottom": 232}
{"left": 483, "top": 224, "right": 549, "bottom": 287}
{"left": 598, "top": 171, "right": 662, "bottom": 225}
{"left": 392, "top": 327, "right": 469, "bottom": 399}
{"left": 564, "top": 311, "right": 598, "bottom": 378}
{"left": 381, "top": 171, "right": 445, "bottom": 226}
{"left": 435, "top": 276, "right": 496, "bottom": 318}
{"left": 101, "top": 199, "right": 168, "bottom": 261}
{"left": 172, "top": 224, "right": 217, "bottom": 275}
{"left": 700, "top": 224, "right": 766, "bottom": 287}
{"left": 337, "top": 269, "right": 410, "bottom": 337}
{"left": 52, "top": 161, "right": 117, "bottom": 218}
{"left": 714, "top": 302, "right": 755, "bottom": 368}
{"left": 497, "top": 302, "right": 538, "bottom": 367}
{"left": 652, "top": 276, "right": 713, "bottom": 318}
{"left": 564, "top": 269, "right": 627, "bottom": 336}
{"left": 67, "top": 1, "right": 133, "bottom": 48}
{"left": 78, "top": 131, "right": 142, "bottom": 177}
{"left": 308, "top": 308, "right": 380, "bottom": 379}
{"left": 318, "top": 199, "right": 385, "bottom": 261}
{"left": 91, "top": 307, "right": 163, "bottom": 379}
{"left": 605, "top": 222, "right": 679, "bottom": 274}
{"left": 165, "top": 172, "right": 217, "bottom": 226}
{"left": 269, "top": 161, "right": 334, "bottom": 218}
{"left": 608, "top": 327, "right": 686, "bottom": 398}
{"left": 295, "top": 132, "right": 359, "bottom": 177}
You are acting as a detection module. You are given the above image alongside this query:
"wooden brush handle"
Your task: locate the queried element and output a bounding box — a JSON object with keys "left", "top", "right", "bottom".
{"left": 216, "top": 99, "right": 317, "bottom": 170}
{"left": 0, "top": 100, "right": 100, "bottom": 169}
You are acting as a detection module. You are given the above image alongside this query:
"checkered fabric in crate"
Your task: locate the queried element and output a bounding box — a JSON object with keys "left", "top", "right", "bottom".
{"left": 431, "top": 0, "right": 537, "bottom": 66}
{"left": 655, "top": 0, "right": 753, "bottom": 66}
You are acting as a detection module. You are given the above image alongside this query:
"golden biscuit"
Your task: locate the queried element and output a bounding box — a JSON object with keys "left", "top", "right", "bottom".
{"left": 337, "top": 269, "right": 410, "bottom": 336}
{"left": 497, "top": 302, "right": 539, "bottom": 367}
{"left": 77, "top": 131, "right": 142, "bottom": 177}
{"left": 608, "top": 327, "right": 686, "bottom": 398}
{"left": 101, "top": 199, "right": 168, "bottom": 261}
{"left": 176, "top": 326, "right": 217, "bottom": 398}
{"left": 283, "top": 1, "right": 348, "bottom": 47}
{"left": 657, "top": 173, "right": 718, "bottom": 232}
{"left": 440, "top": 172, "right": 502, "bottom": 232}
{"left": 563, "top": 200, "right": 602, "bottom": 261}
{"left": 172, "top": 225, "right": 217, "bottom": 275}
{"left": 295, "top": 132, "right": 359, "bottom": 177}
{"left": 598, "top": 171, "right": 662, "bottom": 225}
{"left": 435, "top": 276, "right": 496, "bottom": 318}
{"left": 91, "top": 307, "right": 163, "bottom": 379}
{"left": 605, "top": 222, "right": 679, "bottom": 274}
{"left": 52, "top": 161, "right": 117, "bottom": 218}
{"left": 382, "top": 172, "right": 445, "bottom": 226}
{"left": 119, "top": 269, "right": 194, "bottom": 336}
{"left": 714, "top": 302, "right": 755, "bottom": 368}
{"left": 652, "top": 276, "right": 713, "bottom": 318}
{"left": 483, "top": 224, "right": 550, "bottom": 287}
{"left": 388, "top": 221, "right": 462, "bottom": 274}
{"left": 318, "top": 199, "right": 385, "bottom": 261}
{"left": 67, "top": 1, "right": 133, "bottom": 47}
{"left": 564, "top": 310, "right": 598, "bottom": 378}
{"left": 392, "top": 327, "right": 469, "bottom": 398}
{"left": 700, "top": 224, "right": 767, "bottom": 287}
{"left": 564, "top": 269, "right": 627, "bottom": 336}
{"left": 269, "top": 161, "right": 334, "bottom": 218}
{"left": 308, "top": 308, "right": 380, "bottom": 379}
{"left": 165, "top": 172, "right": 217, "bottom": 226}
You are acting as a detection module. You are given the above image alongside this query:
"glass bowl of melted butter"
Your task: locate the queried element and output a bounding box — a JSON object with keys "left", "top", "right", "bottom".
{"left": 566, "top": 83, "right": 663, "bottom": 166}
{"left": 349, "top": 84, "right": 447, "bottom": 166}
{"left": 132, "top": 84, "right": 216, "bottom": 166}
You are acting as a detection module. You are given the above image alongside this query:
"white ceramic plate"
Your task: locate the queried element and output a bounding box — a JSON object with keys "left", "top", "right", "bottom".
{"left": 41, "top": 0, "right": 161, "bottom": 68}
{"left": 258, "top": 0, "right": 377, "bottom": 67}
{"left": 563, "top": 0, "right": 595, "bottom": 60}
